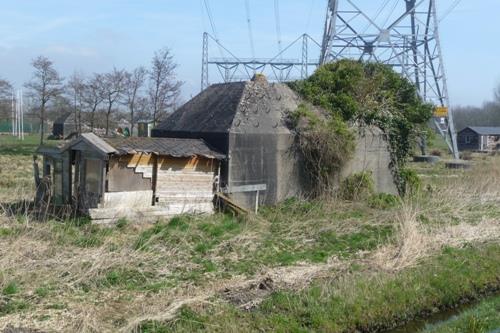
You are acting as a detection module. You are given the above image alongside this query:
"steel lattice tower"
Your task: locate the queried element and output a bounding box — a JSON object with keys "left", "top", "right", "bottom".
{"left": 201, "top": 33, "right": 321, "bottom": 91}
{"left": 320, "top": 0, "right": 458, "bottom": 158}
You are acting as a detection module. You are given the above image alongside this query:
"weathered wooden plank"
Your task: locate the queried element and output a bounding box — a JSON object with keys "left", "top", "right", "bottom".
{"left": 89, "top": 203, "right": 213, "bottom": 220}
{"left": 157, "top": 197, "right": 213, "bottom": 204}
{"left": 228, "top": 184, "right": 267, "bottom": 193}
{"left": 156, "top": 191, "right": 213, "bottom": 198}
{"left": 101, "top": 191, "right": 153, "bottom": 209}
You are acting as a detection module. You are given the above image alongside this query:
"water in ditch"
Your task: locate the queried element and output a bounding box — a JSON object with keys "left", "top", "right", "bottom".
{"left": 385, "top": 294, "right": 500, "bottom": 333}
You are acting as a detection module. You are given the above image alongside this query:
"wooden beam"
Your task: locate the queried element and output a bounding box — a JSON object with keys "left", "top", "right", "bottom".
{"left": 151, "top": 154, "right": 158, "bottom": 206}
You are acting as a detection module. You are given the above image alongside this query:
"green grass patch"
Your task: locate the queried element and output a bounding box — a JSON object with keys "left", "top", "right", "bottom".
{"left": 421, "top": 296, "right": 500, "bottom": 333}
{"left": 100, "top": 268, "right": 154, "bottom": 290}
{"left": 0, "top": 299, "right": 29, "bottom": 316}
{"left": 152, "top": 243, "right": 500, "bottom": 333}
{"left": 50, "top": 221, "right": 112, "bottom": 248}
{"left": 0, "top": 134, "right": 41, "bottom": 156}
{"left": 2, "top": 281, "right": 19, "bottom": 295}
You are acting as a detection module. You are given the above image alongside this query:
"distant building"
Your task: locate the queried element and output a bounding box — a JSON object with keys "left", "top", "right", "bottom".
{"left": 137, "top": 120, "right": 154, "bottom": 137}
{"left": 457, "top": 127, "right": 500, "bottom": 151}
{"left": 52, "top": 113, "right": 77, "bottom": 139}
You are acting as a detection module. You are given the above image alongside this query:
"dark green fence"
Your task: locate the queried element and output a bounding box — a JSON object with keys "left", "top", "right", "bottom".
{"left": 0, "top": 121, "right": 41, "bottom": 134}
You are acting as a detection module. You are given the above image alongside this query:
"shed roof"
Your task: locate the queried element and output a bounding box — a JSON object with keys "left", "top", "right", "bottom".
{"left": 102, "top": 136, "right": 225, "bottom": 159}
{"left": 462, "top": 127, "right": 500, "bottom": 136}
{"left": 59, "top": 133, "right": 224, "bottom": 159}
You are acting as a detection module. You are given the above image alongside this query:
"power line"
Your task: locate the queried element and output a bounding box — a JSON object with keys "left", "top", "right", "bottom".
{"left": 304, "top": 0, "right": 316, "bottom": 33}
{"left": 244, "top": 0, "right": 256, "bottom": 60}
{"left": 203, "top": 0, "right": 219, "bottom": 40}
{"left": 361, "top": 0, "right": 392, "bottom": 33}
{"left": 381, "top": 0, "right": 399, "bottom": 28}
{"left": 274, "top": 0, "right": 283, "bottom": 57}
{"left": 439, "top": 0, "right": 462, "bottom": 22}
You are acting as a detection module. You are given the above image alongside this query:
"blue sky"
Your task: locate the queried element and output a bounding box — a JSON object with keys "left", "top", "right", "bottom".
{"left": 0, "top": 0, "right": 498, "bottom": 106}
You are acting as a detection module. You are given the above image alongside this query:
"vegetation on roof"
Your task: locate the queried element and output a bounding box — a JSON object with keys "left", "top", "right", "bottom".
{"left": 289, "top": 60, "right": 433, "bottom": 195}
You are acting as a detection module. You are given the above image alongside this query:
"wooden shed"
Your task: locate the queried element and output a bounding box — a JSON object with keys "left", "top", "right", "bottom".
{"left": 36, "top": 133, "right": 225, "bottom": 223}
{"left": 457, "top": 127, "right": 500, "bottom": 151}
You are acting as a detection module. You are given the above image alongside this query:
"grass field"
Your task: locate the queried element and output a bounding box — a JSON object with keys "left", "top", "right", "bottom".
{"left": 0, "top": 134, "right": 499, "bottom": 332}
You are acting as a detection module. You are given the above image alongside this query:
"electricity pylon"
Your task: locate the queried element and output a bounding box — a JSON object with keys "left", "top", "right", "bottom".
{"left": 320, "top": 0, "right": 459, "bottom": 158}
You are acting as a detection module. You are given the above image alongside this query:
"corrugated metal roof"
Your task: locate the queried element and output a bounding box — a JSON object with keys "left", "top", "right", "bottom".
{"left": 464, "top": 127, "right": 500, "bottom": 135}
{"left": 102, "top": 136, "right": 225, "bottom": 159}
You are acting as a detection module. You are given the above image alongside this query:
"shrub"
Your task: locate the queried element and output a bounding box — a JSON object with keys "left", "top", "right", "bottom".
{"left": 339, "top": 172, "right": 374, "bottom": 201}
{"left": 398, "top": 168, "right": 421, "bottom": 196}
{"left": 292, "top": 104, "right": 356, "bottom": 195}
{"left": 290, "top": 60, "right": 433, "bottom": 195}
{"left": 430, "top": 149, "right": 442, "bottom": 157}
{"left": 368, "top": 193, "right": 399, "bottom": 209}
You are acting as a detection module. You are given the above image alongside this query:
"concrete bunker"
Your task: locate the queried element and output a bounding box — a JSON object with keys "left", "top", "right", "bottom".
{"left": 153, "top": 75, "right": 397, "bottom": 210}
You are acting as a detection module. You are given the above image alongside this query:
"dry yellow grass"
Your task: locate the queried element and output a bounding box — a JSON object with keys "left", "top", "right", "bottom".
{"left": 0, "top": 154, "right": 499, "bottom": 332}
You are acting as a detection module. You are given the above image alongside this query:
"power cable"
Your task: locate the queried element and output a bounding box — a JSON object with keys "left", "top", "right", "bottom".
{"left": 203, "top": 0, "right": 219, "bottom": 40}
{"left": 304, "top": 0, "right": 316, "bottom": 34}
{"left": 439, "top": 0, "right": 462, "bottom": 22}
{"left": 381, "top": 0, "right": 399, "bottom": 28}
{"left": 274, "top": 0, "right": 283, "bottom": 57}
{"left": 361, "top": 0, "right": 392, "bottom": 33}
{"left": 244, "top": 0, "right": 256, "bottom": 60}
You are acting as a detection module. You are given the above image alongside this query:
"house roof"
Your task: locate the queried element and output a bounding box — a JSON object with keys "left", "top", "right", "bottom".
{"left": 53, "top": 112, "right": 74, "bottom": 124}
{"left": 462, "top": 127, "right": 500, "bottom": 136}
{"left": 102, "top": 136, "right": 225, "bottom": 159}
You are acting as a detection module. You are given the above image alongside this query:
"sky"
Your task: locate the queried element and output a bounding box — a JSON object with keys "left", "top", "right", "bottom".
{"left": 0, "top": 0, "right": 498, "bottom": 107}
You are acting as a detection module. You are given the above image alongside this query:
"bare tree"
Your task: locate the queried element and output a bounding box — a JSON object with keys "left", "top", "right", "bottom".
{"left": 82, "top": 73, "right": 105, "bottom": 132}
{"left": 122, "top": 67, "right": 147, "bottom": 136}
{"left": 102, "top": 68, "right": 126, "bottom": 136}
{"left": 67, "top": 72, "right": 86, "bottom": 135}
{"left": 148, "top": 48, "right": 182, "bottom": 126}
{"left": 495, "top": 83, "right": 500, "bottom": 105}
{"left": 0, "top": 78, "right": 13, "bottom": 118}
{"left": 24, "top": 56, "right": 63, "bottom": 144}
{"left": 0, "top": 77, "right": 12, "bottom": 98}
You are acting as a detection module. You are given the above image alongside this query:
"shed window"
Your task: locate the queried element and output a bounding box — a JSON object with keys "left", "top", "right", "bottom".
{"left": 465, "top": 136, "right": 472, "bottom": 144}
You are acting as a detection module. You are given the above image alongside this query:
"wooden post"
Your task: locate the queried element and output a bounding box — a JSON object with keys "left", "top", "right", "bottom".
{"left": 100, "top": 159, "right": 107, "bottom": 206}
{"left": 255, "top": 190, "right": 259, "bottom": 214}
{"left": 73, "top": 151, "right": 80, "bottom": 210}
{"left": 151, "top": 154, "right": 158, "bottom": 206}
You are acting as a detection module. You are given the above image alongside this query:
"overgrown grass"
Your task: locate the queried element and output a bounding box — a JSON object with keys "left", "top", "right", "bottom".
{"left": 1, "top": 142, "right": 500, "bottom": 331}
{"left": 139, "top": 244, "right": 500, "bottom": 333}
